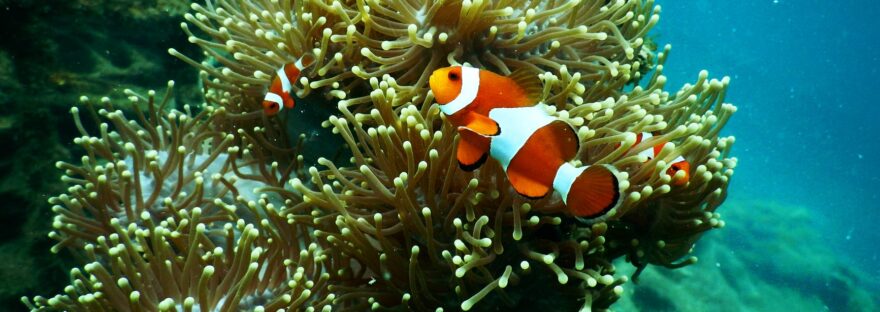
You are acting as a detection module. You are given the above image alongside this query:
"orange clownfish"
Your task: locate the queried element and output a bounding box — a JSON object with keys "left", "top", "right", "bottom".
{"left": 262, "top": 54, "right": 315, "bottom": 116}
{"left": 630, "top": 132, "right": 691, "bottom": 186}
{"left": 429, "top": 65, "right": 622, "bottom": 219}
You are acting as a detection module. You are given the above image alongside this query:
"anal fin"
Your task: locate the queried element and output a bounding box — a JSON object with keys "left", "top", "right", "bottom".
{"left": 507, "top": 169, "right": 553, "bottom": 199}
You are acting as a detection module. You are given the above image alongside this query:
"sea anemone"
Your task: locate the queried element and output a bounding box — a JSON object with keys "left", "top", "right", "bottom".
{"left": 27, "top": 0, "right": 737, "bottom": 310}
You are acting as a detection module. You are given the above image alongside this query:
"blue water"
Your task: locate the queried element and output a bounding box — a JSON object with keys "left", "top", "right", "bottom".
{"left": 659, "top": 0, "right": 880, "bottom": 277}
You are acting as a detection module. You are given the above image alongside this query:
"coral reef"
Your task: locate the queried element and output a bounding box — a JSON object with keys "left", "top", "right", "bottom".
{"left": 25, "top": 0, "right": 737, "bottom": 310}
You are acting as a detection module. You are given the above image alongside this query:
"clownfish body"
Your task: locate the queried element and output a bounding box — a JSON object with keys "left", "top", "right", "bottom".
{"left": 429, "top": 66, "right": 622, "bottom": 219}
{"left": 630, "top": 132, "right": 691, "bottom": 186}
{"left": 262, "top": 54, "right": 315, "bottom": 116}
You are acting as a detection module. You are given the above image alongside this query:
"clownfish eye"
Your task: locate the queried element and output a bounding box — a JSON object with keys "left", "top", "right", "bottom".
{"left": 448, "top": 72, "right": 459, "bottom": 81}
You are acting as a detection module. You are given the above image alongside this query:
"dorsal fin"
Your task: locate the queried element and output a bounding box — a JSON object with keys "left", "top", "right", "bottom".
{"left": 508, "top": 68, "right": 544, "bottom": 105}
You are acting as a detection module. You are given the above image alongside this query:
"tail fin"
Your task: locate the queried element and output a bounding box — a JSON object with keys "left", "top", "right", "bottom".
{"left": 553, "top": 163, "right": 622, "bottom": 219}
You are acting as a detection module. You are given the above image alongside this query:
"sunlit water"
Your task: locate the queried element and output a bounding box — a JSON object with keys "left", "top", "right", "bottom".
{"left": 660, "top": 0, "right": 879, "bottom": 283}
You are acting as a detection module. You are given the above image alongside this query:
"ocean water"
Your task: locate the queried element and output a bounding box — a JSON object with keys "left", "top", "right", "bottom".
{"left": 661, "top": 0, "right": 880, "bottom": 275}
{"left": 1, "top": 0, "right": 878, "bottom": 310}
{"left": 641, "top": 0, "right": 880, "bottom": 308}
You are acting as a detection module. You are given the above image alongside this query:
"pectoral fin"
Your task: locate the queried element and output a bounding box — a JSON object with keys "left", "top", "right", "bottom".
{"left": 462, "top": 112, "right": 500, "bottom": 136}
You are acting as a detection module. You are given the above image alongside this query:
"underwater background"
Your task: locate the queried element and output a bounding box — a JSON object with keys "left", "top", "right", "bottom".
{"left": 619, "top": 0, "right": 880, "bottom": 310}
{"left": 0, "top": 0, "right": 878, "bottom": 311}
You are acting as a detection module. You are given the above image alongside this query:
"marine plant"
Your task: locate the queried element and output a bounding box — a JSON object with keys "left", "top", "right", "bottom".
{"left": 25, "top": 0, "right": 737, "bottom": 310}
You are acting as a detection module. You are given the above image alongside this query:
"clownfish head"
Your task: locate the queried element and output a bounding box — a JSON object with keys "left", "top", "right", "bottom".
{"left": 262, "top": 99, "right": 282, "bottom": 116}
{"left": 668, "top": 160, "right": 691, "bottom": 186}
{"left": 262, "top": 90, "right": 292, "bottom": 116}
{"left": 429, "top": 66, "right": 464, "bottom": 105}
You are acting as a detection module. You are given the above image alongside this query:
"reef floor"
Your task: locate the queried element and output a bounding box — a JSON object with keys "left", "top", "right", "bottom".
{"left": 615, "top": 197, "right": 879, "bottom": 311}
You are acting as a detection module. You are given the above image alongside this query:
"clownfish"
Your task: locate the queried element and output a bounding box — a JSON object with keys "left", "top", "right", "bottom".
{"left": 429, "top": 65, "right": 622, "bottom": 219}
{"left": 262, "top": 54, "right": 315, "bottom": 116}
{"left": 630, "top": 132, "right": 691, "bottom": 186}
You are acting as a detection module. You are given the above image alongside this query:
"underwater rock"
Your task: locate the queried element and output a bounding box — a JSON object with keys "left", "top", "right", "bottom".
{"left": 614, "top": 198, "right": 879, "bottom": 311}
